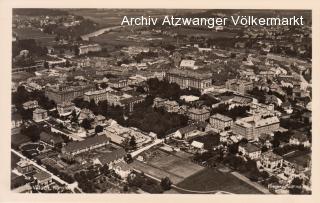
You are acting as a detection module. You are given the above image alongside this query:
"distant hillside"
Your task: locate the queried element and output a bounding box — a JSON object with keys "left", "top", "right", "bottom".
{"left": 13, "top": 8, "right": 69, "bottom": 16}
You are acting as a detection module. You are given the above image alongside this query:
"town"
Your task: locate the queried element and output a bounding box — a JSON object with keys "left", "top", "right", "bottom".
{"left": 11, "top": 9, "right": 311, "bottom": 194}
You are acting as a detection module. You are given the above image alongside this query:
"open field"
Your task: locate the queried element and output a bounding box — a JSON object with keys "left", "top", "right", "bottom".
{"left": 284, "top": 151, "right": 311, "bottom": 168}
{"left": 130, "top": 149, "right": 203, "bottom": 184}
{"left": 11, "top": 132, "right": 31, "bottom": 147}
{"left": 11, "top": 152, "right": 21, "bottom": 169}
{"left": 176, "top": 168, "right": 263, "bottom": 194}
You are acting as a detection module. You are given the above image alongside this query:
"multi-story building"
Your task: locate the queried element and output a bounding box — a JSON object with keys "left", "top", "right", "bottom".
{"left": 260, "top": 151, "right": 283, "bottom": 172}
{"left": 232, "top": 115, "right": 280, "bottom": 140}
{"left": 57, "top": 102, "right": 75, "bottom": 116}
{"left": 121, "top": 96, "right": 145, "bottom": 112}
{"left": 16, "top": 159, "right": 34, "bottom": 174}
{"left": 83, "top": 88, "right": 114, "bottom": 104}
{"left": 62, "top": 136, "right": 110, "bottom": 156}
{"left": 33, "top": 108, "right": 48, "bottom": 122}
{"left": 166, "top": 68, "right": 212, "bottom": 90}
{"left": 78, "top": 44, "right": 102, "bottom": 55}
{"left": 188, "top": 108, "right": 210, "bottom": 122}
{"left": 225, "top": 79, "right": 253, "bottom": 94}
{"left": 108, "top": 78, "right": 128, "bottom": 89}
{"left": 45, "top": 84, "right": 95, "bottom": 103}
{"left": 210, "top": 113, "right": 233, "bottom": 130}
{"left": 238, "top": 142, "right": 261, "bottom": 160}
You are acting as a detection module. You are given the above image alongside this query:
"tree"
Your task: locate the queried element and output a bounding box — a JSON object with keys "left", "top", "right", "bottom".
{"left": 129, "top": 136, "right": 137, "bottom": 149}
{"left": 95, "top": 125, "right": 104, "bottom": 134}
{"left": 81, "top": 118, "right": 92, "bottom": 130}
{"left": 21, "top": 125, "right": 41, "bottom": 142}
{"left": 100, "top": 164, "right": 109, "bottom": 175}
{"left": 160, "top": 177, "right": 172, "bottom": 190}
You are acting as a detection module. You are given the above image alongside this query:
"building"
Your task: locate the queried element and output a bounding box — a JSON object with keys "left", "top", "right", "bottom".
{"left": 39, "top": 131, "right": 64, "bottom": 147}
{"left": 238, "top": 142, "right": 261, "bottom": 160}
{"left": 166, "top": 68, "right": 212, "bottom": 90}
{"left": 188, "top": 108, "right": 210, "bottom": 122}
{"left": 108, "top": 78, "right": 128, "bottom": 89}
{"left": 110, "top": 160, "right": 132, "bottom": 179}
{"left": 33, "top": 108, "right": 48, "bottom": 122}
{"left": 16, "top": 159, "right": 33, "bottom": 174}
{"left": 121, "top": 96, "right": 145, "bottom": 112}
{"left": 62, "top": 136, "right": 110, "bottom": 155}
{"left": 94, "top": 148, "right": 127, "bottom": 166}
{"left": 260, "top": 151, "right": 283, "bottom": 172}
{"left": 12, "top": 113, "right": 23, "bottom": 128}
{"left": 153, "top": 97, "right": 166, "bottom": 108}
{"left": 78, "top": 44, "right": 102, "bottom": 55}
{"left": 180, "top": 59, "right": 197, "bottom": 70}
{"left": 22, "top": 100, "right": 38, "bottom": 110}
{"left": 83, "top": 88, "right": 114, "bottom": 104}
{"left": 210, "top": 113, "right": 233, "bottom": 130}
{"left": 173, "top": 125, "right": 198, "bottom": 140}
{"left": 57, "top": 102, "right": 75, "bottom": 116}
{"left": 225, "top": 79, "right": 253, "bottom": 94}
{"left": 232, "top": 115, "right": 280, "bottom": 140}
{"left": 45, "top": 84, "right": 95, "bottom": 103}
{"left": 33, "top": 171, "right": 52, "bottom": 187}
{"left": 289, "top": 134, "right": 310, "bottom": 147}
{"left": 191, "top": 140, "right": 204, "bottom": 149}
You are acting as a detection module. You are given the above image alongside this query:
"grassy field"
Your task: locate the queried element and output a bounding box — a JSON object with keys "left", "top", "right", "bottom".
{"left": 130, "top": 149, "right": 203, "bottom": 184}
{"left": 284, "top": 151, "right": 311, "bottom": 168}
{"left": 11, "top": 132, "right": 31, "bottom": 147}
{"left": 176, "top": 168, "right": 262, "bottom": 194}
{"left": 11, "top": 152, "right": 21, "bottom": 169}
{"left": 148, "top": 149, "right": 203, "bottom": 179}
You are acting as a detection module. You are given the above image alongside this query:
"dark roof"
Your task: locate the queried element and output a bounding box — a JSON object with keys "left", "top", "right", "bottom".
{"left": 34, "top": 171, "right": 51, "bottom": 181}
{"left": 63, "top": 136, "right": 110, "bottom": 153}
{"left": 97, "top": 148, "right": 126, "bottom": 165}
{"left": 239, "top": 142, "right": 261, "bottom": 153}
{"left": 178, "top": 125, "right": 197, "bottom": 135}
{"left": 40, "top": 131, "right": 64, "bottom": 144}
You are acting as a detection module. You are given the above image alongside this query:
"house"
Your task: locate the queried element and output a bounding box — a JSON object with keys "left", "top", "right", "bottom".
{"left": 289, "top": 134, "right": 310, "bottom": 147}
{"left": 191, "top": 141, "right": 204, "bottom": 149}
{"left": 173, "top": 125, "right": 198, "bottom": 140}
{"left": 94, "top": 148, "right": 127, "bottom": 166}
{"left": 33, "top": 171, "right": 52, "bottom": 187}
{"left": 39, "top": 131, "right": 64, "bottom": 147}
{"left": 61, "top": 136, "right": 110, "bottom": 156}
{"left": 22, "top": 100, "right": 38, "bottom": 110}
{"left": 210, "top": 113, "right": 233, "bottom": 130}
{"left": 12, "top": 113, "right": 23, "bottom": 128}
{"left": 33, "top": 108, "right": 49, "bottom": 122}
{"left": 110, "top": 160, "right": 132, "bottom": 179}
{"left": 57, "top": 102, "right": 75, "bottom": 116}
{"left": 260, "top": 151, "right": 283, "bottom": 172}
{"left": 188, "top": 107, "right": 210, "bottom": 122}
{"left": 180, "top": 59, "right": 198, "bottom": 70}
{"left": 238, "top": 142, "right": 261, "bottom": 160}
{"left": 16, "top": 159, "right": 34, "bottom": 174}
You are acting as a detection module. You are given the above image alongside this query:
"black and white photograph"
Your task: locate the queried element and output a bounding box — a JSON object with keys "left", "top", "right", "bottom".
{"left": 9, "top": 8, "right": 312, "bottom": 195}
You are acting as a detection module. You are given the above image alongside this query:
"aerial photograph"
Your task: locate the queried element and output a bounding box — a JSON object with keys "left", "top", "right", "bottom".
{"left": 11, "top": 9, "right": 312, "bottom": 194}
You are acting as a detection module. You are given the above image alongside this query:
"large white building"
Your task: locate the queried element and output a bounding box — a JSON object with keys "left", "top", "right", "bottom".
{"left": 232, "top": 115, "right": 280, "bottom": 140}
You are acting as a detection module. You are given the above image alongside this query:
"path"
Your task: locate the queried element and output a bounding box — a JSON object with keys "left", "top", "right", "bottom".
{"left": 11, "top": 149, "right": 81, "bottom": 193}
{"left": 130, "top": 139, "right": 163, "bottom": 157}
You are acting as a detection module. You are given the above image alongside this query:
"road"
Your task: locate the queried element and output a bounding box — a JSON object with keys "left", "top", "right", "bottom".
{"left": 81, "top": 26, "right": 123, "bottom": 41}
{"left": 130, "top": 138, "right": 163, "bottom": 158}
{"left": 11, "top": 149, "right": 81, "bottom": 193}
